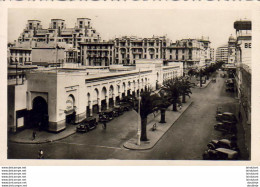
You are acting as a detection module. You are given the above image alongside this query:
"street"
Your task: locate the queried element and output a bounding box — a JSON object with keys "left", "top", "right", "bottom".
{"left": 8, "top": 71, "right": 248, "bottom": 160}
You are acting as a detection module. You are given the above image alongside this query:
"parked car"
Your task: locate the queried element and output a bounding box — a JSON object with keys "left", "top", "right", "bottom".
{"left": 216, "top": 112, "right": 237, "bottom": 124}
{"left": 207, "top": 139, "right": 239, "bottom": 152}
{"left": 203, "top": 148, "right": 239, "bottom": 160}
{"left": 76, "top": 117, "right": 98, "bottom": 133}
{"left": 99, "top": 109, "right": 114, "bottom": 122}
{"left": 226, "top": 87, "right": 235, "bottom": 92}
{"left": 225, "top": 78, "right": 234, "bottom": 84}
{"left": 214, "top": 122, "right": 237, "bottom": 133}
{"left": 119, "top": 102, "right": 132, "bottom": 111}
{"left": 113, "top": 105, "right": 124, "bottom": 116}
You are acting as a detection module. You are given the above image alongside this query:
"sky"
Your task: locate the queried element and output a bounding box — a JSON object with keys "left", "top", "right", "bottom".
{"left": 8, "top": 8, "right": 251, "bottom": 49}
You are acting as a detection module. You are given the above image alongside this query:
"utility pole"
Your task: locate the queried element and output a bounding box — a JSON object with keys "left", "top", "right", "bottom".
{"left": 56, "top": 44, "right": 58, "bottom": 73}
{"left": 137, "top": 68, "right": 141, "bottom": 145}
{"left": 16, "top": 62, "right": 18, "bottom": 85}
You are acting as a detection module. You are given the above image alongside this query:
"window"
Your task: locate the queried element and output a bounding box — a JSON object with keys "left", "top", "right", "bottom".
{"left": 156, "top": 55, "right": 158, "bottom": 58}
{"left": 79, "top": 21, "right": 83, "bottom": 28}
{"left": 29, "top": 23, "right": 33, "bottom": 30}
{"left": 53, "top": 22, "right": 57, "bottom": 29}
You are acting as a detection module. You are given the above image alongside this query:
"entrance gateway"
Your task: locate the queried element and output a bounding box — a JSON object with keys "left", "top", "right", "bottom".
{"left": 65, "top": 95, "right": 76, "bottom": 124}
{"left": 31, "top": 96, "right": 48, "bottom": 130}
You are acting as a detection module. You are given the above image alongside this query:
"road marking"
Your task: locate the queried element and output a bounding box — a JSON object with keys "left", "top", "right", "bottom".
{"left": 54, "top": 142, "right": 124, "bottom": 150}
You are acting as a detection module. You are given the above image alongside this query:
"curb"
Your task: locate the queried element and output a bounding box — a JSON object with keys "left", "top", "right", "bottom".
{"left": 197, "top": 79, "right": 212, "bottom": 89}
{"left": 9, "top": 131, "right": 77, "bottom": 144}
{"left": 123, "top": 101, "right": 193, "bottom": 150}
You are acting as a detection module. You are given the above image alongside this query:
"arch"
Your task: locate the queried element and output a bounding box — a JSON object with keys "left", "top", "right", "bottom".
{"left": 133, "top": 80, "right": 136, "bottom": 90}
{"left": 66, "top": 94, "right": 75, "bottom": 109}
{"left": 101, "top": 86, "right": 107, "bottom": 100}
{"left": 128, "top": 81, "right": 131, "bottom": 90}
{"left": 122, "top": 82, "right": 126, "bottom": 93}
{"left": 117, "top": 85, "right": 120, "bottom": 95}
{"left": 32, "top": 96, "right": 48, "bottom": 129}
{"left": 109, "top": 85, "right": 114, "bottom": 98}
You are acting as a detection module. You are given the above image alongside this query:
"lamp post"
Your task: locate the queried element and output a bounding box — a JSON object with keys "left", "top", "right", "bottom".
{"left": 137, "top": 69, "right": 141, "bottom": 145}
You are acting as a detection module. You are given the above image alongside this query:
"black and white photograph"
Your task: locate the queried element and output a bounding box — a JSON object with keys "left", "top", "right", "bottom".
{"left": 6, "top": 7, "right": 252, "bottom": 161}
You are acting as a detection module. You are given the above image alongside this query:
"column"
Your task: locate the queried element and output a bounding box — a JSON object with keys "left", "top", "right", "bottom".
{"left": 106, "top": 96, "right": 109, "bottom": 110}
{"left": 118, "top": 92, "right": 122, "bottom": 100}
{"left": 89, "top": 101, "right": 93, "bottom": 117}
{"left": 112, "top": 95, "right": 116, "bottom": 107}
{"left": 98, "top": 98, "right": 101, "bottom": 112}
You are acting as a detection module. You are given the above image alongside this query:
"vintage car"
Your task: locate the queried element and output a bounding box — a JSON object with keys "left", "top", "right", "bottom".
{"left": 225, "top": 78, "right": 234, "bottom": 84}
{"left": 203, "top": 148, "right": 239, "bottom": 160}
{"left": 76, "top": 117, "right": 98, "bottom": 133}
{"left": 226, "top": 87, "right": 235, "bottom": 92}
{"left": 113, "top": 105, "right": 124, "bottom": 116}
{"left": 214, "top": 122, "right": 237, "bottom": 134}
{"left": 216, "top": 112, "right": 237, "bottom": 124}
{"left": 119, "top": 102, "right": 132, "bottom": 111}
{"left": 207, "top": 139, "right": 239, "bottom": 152}
{"left": 99, "top": 109, "right": 114, "bottom": 122}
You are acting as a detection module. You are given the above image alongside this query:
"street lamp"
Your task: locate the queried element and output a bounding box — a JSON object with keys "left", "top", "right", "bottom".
{"left": 137, "top": 69, "right": 141, "bottom": 145}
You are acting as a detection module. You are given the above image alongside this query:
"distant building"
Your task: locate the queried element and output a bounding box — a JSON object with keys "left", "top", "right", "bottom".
{"left": 8, "top": 48, "right": 32, "bottom": 66}
{"left": 216, "top": 45, "right": 228, "bottom": 63}
{"left": 16, "top": 18, "right": 101, "bottom": 49}
{"left": 227, "top": 34, "right": 236, "bottom": 64}
{"left": 166, "top": 38, "right": 209, "bottom": 73}
{"left": 80, "top": 41, "right": 114, "bottom": 66}
{"left": 114, "top": 36, "right": 169, "bottom": 65}
{"left": 210, "top": 48, "right": 215, "bottom": 62}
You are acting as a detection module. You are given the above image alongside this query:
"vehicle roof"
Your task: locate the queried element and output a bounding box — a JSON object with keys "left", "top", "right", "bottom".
{"left": 222, "top": 112, "right": 235, "bottom": 115}
{"left": 219, "top": 139, "right": 231, "bottom": 144}
{"left": 85, "top": 117, "right": 96, "bottom": 121}
{"left": 216, "top": 148, "right": 237, "bottom": 154}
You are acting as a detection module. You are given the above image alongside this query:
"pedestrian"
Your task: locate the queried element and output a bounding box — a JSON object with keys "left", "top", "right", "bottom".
{"left": 38, "top": 149, "right": 44, "bottom": 159}
{"left": 32, "top": 130, "right": 36, "bottom": 140}
{"left": 102, "top": 121, "right": 107, "bottom": 129}
{"left": 178, "top": 104, "right": 182, "bottom": 111}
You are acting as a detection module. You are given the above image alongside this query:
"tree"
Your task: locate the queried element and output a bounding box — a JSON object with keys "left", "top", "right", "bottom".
{"left": 179, "top": 78, "right": 193, "bottom": 103}
{"left": 138, "top": 89, "right": 159, "bottom": 141}
{"left": 162, "top": 78, "right": 181, "bottom": 111}
{"left": 155, "top": 89, "right": 171, "bottom": 123}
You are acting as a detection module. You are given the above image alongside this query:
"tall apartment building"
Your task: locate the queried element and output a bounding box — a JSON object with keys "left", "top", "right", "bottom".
{"left": 216, "top": 45, "right": 228, "bottom": 63}
{"left": 16, "top": 18, "right": 101, "bottom": 49}
{"left": 80, "top": 41, "right": 114, "bottom": 66}
{"left": 113, "top": 36, "right": 169, "bottom": 65}
{"left": 210, "top": 48, "right": 215, "bottom": 62}
{"left": 165, "top": 38, "right": 207, "bottom": 72}
{"left": 198, "top": 37, "right": 211, "bottom": 65}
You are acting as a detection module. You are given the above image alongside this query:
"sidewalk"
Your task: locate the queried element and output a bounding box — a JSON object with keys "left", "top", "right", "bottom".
{"left": 123, "top": 99, "right": 193, "bottom": 150}
{"left": 8, "top": 124, "right": 77, "bottom": 144}
{"left": 196, "top": 79, "right": 212, "bottom": 89}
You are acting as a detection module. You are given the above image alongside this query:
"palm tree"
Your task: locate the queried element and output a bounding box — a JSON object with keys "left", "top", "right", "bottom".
{"left": 162, "top": 78, "right": 181, "bottom": 111}
{"left": 155, "top": 89, "right": 171, "bottom": 123}
{"left": 179, "top": 78, "right": 193, "bottom": 103}
{"left": 136, "top": 88, "right": 159, "bottom": 141}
